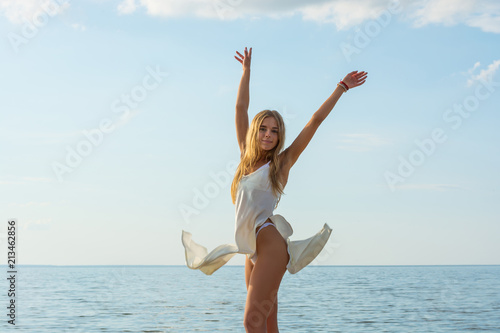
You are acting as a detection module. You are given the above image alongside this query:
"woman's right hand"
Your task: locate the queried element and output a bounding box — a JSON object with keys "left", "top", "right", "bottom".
{"left": 341, "top": 71, "right": 368, "bottom": 89}
{"left": 234, "top": 47, "right": 252, "bottom": 70}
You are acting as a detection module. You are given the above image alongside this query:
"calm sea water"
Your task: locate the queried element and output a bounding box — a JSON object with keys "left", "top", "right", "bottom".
{"left": 1, "top": 265, "right": 499, "bottom": 332}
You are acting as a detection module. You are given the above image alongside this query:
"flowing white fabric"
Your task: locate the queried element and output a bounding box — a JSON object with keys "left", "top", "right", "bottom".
{"left": 181, "top": 161, "right": 333, "bottom": 275}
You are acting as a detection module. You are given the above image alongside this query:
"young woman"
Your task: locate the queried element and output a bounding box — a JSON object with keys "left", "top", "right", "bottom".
{"left": 182, "top": 46, "right": 367, "bottom": 332}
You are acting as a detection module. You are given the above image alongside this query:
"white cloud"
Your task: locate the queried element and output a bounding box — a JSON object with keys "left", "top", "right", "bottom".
{"left": 300, "top": 0, "right": 396, "bottom": 30}
{"left": 334, "top": 133, "right": 391, "bottom": 152}
{"left": 466, "top": 59, "right": 500, "bottom": 87}
{"left": 71, "top": 23, "right": 86, "bottom": 31}
{"left": 467, "top": 61, "right": 481, "bottom": 75}
{"left": 22, "top": 218, "right": 52, "bottom": 231}
{"left": 112, "top": 0, "right": 500, "bottom": 33}
{"left": 408, "top": 0, "right": 500, "bottom": 33}
{"left": 117, "top": 0, "right": 138, "bottom": 15}
{"left": 114, "top": 0, "right": 396, "bottom": 28}
{"left": 466, "top": 12, "right": 500, "bottom": 33}
{"left": 0, "top": 0, "right": 69, "bottom": 24}
{"left": 3, "top": 0, "right": 498, "bottom": 34}
{"left": 409, "top": 0, "right": 476, "bottom": 27}
{"left": 120, "top": 0, "right": 225, "bottom": 19}
{"left": 0, "top": 0, "right": 44, "bottom": 24}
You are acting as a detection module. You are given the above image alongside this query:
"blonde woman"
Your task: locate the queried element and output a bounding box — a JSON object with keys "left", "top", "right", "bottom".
{"left": 182, "top": 46, "right": 367, "bottom": 332}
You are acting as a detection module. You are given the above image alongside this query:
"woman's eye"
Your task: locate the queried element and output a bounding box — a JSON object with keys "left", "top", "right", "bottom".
{"left": 272, "top": 130, "right": 278, "bottom": 133}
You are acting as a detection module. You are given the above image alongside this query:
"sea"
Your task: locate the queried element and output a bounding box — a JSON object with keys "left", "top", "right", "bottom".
{"left": 1, "top": 265, "right": 499, "bottom": 332}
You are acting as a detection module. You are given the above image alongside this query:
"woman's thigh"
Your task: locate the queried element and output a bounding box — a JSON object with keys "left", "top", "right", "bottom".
{"left": 244, "top": 225, "right": 289, "bottom": 327}
{"left": 245, "top": 255, "right": 254, "bottom": 291}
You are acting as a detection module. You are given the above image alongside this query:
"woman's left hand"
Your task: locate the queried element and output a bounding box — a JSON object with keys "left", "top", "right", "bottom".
{"left": 342, "top": 71, "right": 368, "bottom": 89}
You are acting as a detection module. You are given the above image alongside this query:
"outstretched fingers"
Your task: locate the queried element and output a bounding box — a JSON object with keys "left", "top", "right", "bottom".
{"left": 351, "top": 71, "right": 368, "bottom": 88}
{"left": 234, "top": 47, "right": 252, "bottom": 65}
{"left": 242, "top": 47, "right": 252, "bottom": 61}
{"left": 234, "top": 50, "right": 244, "bottom": 63}
{"left": 356, "top": 72, "right": 367, "bottom": 83}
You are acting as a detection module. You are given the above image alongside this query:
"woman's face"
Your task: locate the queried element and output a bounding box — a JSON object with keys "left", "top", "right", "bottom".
{"left": 259, "top": 116, "right": 279, "bottom": 151}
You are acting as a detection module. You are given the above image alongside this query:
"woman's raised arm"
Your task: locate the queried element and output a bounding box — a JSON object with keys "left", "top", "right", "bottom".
{"left": 234, "top": 47, "right": 252, "bottom": 154}
{"left": 282, "top": 70, "right": 368, "bottom": 169}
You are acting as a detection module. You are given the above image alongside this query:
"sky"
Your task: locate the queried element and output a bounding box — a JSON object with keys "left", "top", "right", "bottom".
{"left": 0, "top": 0, "right": 499, "bottom": 267}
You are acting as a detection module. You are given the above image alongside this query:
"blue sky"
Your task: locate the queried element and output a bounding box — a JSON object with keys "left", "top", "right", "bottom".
{"left": 0, "top": 0, "right": 499, "bottom": 267}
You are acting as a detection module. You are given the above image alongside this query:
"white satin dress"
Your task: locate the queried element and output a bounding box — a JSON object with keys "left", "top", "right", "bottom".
{"left": 181, "top": 161, "right": 333, "bottom": 275}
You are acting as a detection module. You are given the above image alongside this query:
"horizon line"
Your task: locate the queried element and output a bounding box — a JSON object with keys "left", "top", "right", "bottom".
{"left": 3, "top": 264, "right": 499, "bottom": 267}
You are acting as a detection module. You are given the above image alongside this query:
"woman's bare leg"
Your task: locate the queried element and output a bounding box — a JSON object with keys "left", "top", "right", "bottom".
{"left": 246, "top": 254, "right": 279, "bottom": 332}
{"left": 245, "top": 234, "right": 279, "bottom": 332}
{"left": 243, "top": 223, "right": 289, "bottom": 332}
{"left": 266, "top": 298, "right": 279, "bottom": 333}
{"left": 245, "top": 255, "right": 254, "bottom": 291}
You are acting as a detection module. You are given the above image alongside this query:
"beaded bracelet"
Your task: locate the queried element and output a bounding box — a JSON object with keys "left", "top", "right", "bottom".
{"left": 339, "top": 80, "right": 349, "bottom": 91}
{"left": 337, "top": 81, "right": 348, "bottom": 92}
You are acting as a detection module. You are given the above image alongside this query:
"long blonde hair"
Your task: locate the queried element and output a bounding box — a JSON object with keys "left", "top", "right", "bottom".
{"left": 231, "top": 110, "right": 286, "bottom": 208}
